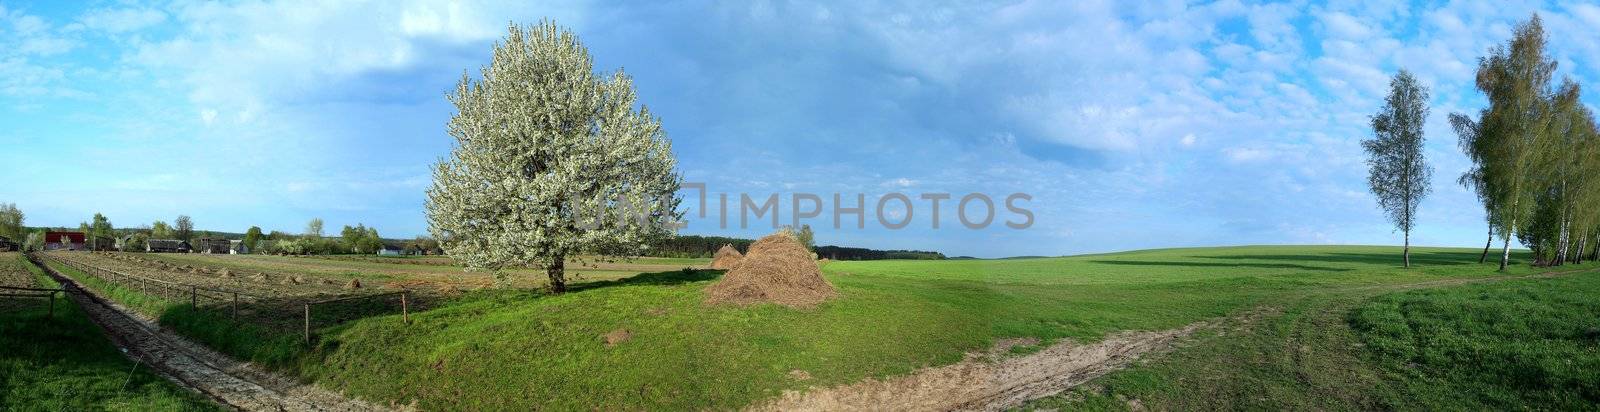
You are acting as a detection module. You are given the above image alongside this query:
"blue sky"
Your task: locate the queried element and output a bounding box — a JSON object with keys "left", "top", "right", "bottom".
{"left": 3, "top": 0, "right": 1599, "bottom": 258}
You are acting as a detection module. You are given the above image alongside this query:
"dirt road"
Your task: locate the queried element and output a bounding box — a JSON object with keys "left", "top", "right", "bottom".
{"left": 751, "top": 312, "right": 1262, "bottom": 412}
{"left": 32, "top": 254, "right": 391, "bottom": 412}
{"left": 755, "top": 269, "right": 1592, "bottom": 411}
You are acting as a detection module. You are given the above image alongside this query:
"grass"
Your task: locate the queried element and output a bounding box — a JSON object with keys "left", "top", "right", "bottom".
{"left": 39, "top": 245, "right": 1591, "bottom": 410}
{"left": 0, "top": 253, "right": 220, "bottom": 411}
{"left": 290, "top": 245, "right": 1562, "bottom": 410}
{"left": 1350, "top": 273, "right": 1600, "bottom": 409}
{"left": 41, "top": 259, "right": 306, "bottom": 369}
{"left": 1020, "top": 256, "right": 1600, "bottom": 410}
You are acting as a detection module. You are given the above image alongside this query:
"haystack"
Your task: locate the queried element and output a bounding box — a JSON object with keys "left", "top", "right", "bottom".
{"left": 710, "top": 244, "right": 744, "bottom": 270}
{"left": 705, "top": 232, "right": 835, "bottom": 308}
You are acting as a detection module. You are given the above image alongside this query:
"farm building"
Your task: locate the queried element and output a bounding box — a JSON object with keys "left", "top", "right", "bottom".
{"left": 378, "top": 244, "right": 405, "bottom": 256}
{"left": 146, "top": 239, "right": 191, "bottom": 253}
{"left": 229, "top": 239, "right": 262, "bottom": 255}
{"left": 45, "top": 231, "right": 87, "bottom": 251}
{"left": 194, "top": 238, "right": 231, "bottom": 254}
{"left": 91, "top": 236, "right": 116, "bottom": 251}
{"left": 117, "top": 235, "right": 143, "bottom": 252}
{"left": 0, "top": 236, "right": 15, "bottom": 252}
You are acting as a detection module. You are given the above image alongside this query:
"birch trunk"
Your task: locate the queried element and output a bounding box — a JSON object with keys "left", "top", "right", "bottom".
{"left": 1500, "top": 217, "right": 1515, "bottom": 272}
{"left": 1403, "top": 231, "right": 1411, "bottom": 268}
{"left": 1479, "top": 227, "right": 1493, "bottom": 264}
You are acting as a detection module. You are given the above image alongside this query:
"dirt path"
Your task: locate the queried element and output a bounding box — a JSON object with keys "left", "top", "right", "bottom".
{"left": 755, "top": 269, "right": 1598, "bottom": 412}
{"left": 753, "top": 309, "right": 1269, "bottom": 412}
{"left": 32, "top": 255, "right": 393, "bottom": 412}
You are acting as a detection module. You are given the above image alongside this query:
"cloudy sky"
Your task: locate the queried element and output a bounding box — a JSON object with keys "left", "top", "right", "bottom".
{"left": 3, "top": 0, "right": 1598, "bottom": 257}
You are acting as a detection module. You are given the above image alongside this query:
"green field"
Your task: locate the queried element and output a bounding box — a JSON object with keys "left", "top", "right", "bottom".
{"left": 0, "top": 253, "right": 218, "bottom": 411}
{"left": 291, "top": 245, "right": 1589, "bottom": 409}
{"left": 25, "top": 245, "right": 1600, "bottom": 410}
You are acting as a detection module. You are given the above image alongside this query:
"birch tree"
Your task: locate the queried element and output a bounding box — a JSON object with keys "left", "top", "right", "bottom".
{"left": 1473, "top": 15, "right": 1557, "bottom": 271}
{"left": 175, "top": 215, "right": 194, "bottom": 242}
{"left": 1451, "top": 112, "right": 1499, "bottom": 263}
{"left": 427, "top": 21, "right": 681, "bottom": 293}
{"left": 1363, "top": 69, "right": 1433, "bottom": 268}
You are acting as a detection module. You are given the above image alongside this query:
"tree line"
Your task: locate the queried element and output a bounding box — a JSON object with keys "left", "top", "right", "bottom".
{"left": 1366, "top": 15, "right": 1599, "bottom": 270}
{"left": 646, "top": 233, "right": 945, "bottom": 260}
{"left": 3, "top": 209, "right": 441, "bottom": 256}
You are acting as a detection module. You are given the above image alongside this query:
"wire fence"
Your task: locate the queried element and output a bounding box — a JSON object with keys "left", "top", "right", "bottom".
{"left": 36, "top": 252, "right": 411, "bottom": 344}
{"left": 0, "top": 285, "right": 65, "bottom": 319}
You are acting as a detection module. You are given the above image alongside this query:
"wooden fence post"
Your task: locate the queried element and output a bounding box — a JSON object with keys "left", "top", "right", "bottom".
{"left": 190, "top": 285, "right": 197, "bottom": 309}
{"left": 232, "top": 292, "right": 239, "bottom": 321}
{"left": 401, "top": 291, "right": 409, "bottom": 325}
{"left": 47, "top": 291, "right": 56, "bottom": 320}
{"left": 304, "top": 303, "right": 311, "bottom": 345}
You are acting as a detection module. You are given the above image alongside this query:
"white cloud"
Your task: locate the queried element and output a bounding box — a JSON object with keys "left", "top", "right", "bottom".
{"left": 79, "top": 8, "right": 166, "bottom": 33}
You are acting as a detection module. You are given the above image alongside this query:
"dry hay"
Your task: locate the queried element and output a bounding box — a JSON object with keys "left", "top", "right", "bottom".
{"left": 704, "top": 232, "right": 835, "bottom": 308}
{"left": 602, "top": 328, "right": 632, "bottom": 347}
{"left": 346, "top": 279, "right": 362, "bottom": 289}
{"left": 710, "top": 244, "right": 743, "bottom": 270}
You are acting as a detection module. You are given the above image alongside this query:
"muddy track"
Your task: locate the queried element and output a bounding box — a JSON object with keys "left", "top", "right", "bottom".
{"left": 31, "top": 254, "right": 391, "bottom": 412}
{"left": 752, "top": 309, "right": 1269, "bottom": 412}
{"left": 755, "top": 269, "right": 1599, "bottom": 412}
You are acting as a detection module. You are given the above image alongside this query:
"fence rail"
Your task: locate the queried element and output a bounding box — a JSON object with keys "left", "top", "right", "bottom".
{"left": 304, "top": 290, "right": 410, "bottom": 344}
{"left": 37, "top": 252, "right": 411, "bottom": 343}
{"left": 42, "top": 253, "right": 261, "bottom": 320}
{"left": 0, "top": 285, "right": 64, "bottom": 319}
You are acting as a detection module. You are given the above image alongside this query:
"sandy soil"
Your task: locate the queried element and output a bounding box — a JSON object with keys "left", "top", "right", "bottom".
{"left": 32, "top": 254, "right": 396, "bottom": 412}
{"left": 752, "top": 269, "right": 1598, "bottom": 412}
{"left": 751, "top": 312, "right": 1260, "bottom": 412}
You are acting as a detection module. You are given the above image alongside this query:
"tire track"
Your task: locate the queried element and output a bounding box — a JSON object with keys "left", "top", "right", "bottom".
{"left": 31, "top": 254, "right": 391, "bottom": 412}
{"left": 754, "top": 269, "right": 1599, "bottom": 412}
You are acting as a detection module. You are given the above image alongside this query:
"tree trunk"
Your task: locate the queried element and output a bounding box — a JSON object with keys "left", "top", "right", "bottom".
{"left": 1556, "top": 213, "right": 1570, "bottom": 266}
{"left": 1479, "top": 227, "right": 1493, "bottom": 264}
{"left": 546, "top": 255, "right": 567, "bottom": 293}
{"left": 1576, "top": 237, "right": 1586, "bottom": 264}
{"left": 1403, "top": 231, "right": 1411, "bottom": 268}
{"left": 1499, "top": 219, "right": 1514, "bottom": 272}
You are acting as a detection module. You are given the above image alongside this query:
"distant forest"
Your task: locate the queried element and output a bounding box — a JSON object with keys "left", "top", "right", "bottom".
{"left": 27, "top": 227, "right": 946, "bottom": 260}
{"left": 647, "top": 235, "right": 945, "bottom": 260}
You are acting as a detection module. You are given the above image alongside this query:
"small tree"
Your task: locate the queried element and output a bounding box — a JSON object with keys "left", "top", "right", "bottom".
{"left": 427, "top": 21, "right": 680, "bottom": 293}
{"left": 23, "top": 230, "right": 44, "bottom": 252}
{"left": 305, "top": 218, "right": 324, "bottom": 239}
{"left": 86, "top": 213, "right": 113, "bottom": 250}
{"left": 243, "top": 226, "right": 263, "bottom": 253}
{"left": 1363, "top": 69, "right": 1433, "bottom": 268}
{"left": 174, "top": 215, "right": 194, "bottom": 242}
{"left": 0, "top": 203, "right": 23, "bottom": 241}
{"left": 123, "top": 233, "right": 148, "bottom": 252}
{"left": 152, "top": 220, "right": 173, "bottom": 239}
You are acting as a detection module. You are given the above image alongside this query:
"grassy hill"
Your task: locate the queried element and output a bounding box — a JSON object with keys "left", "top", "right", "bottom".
{"left": 0, "top": 253, "right": 219, "bottom": 410}
{"left": 26, "top": 245, "right": 1598, "bottom": 410}
{"left": 290, "top": 245, "right": 1584, "bottom": 409}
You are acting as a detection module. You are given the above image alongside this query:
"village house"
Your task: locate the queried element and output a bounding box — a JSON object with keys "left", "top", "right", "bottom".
{"left": 0, "top": 236, "right": 16, "bottom": 252}
{"left": 92, "top": 236, "right": 116, "bottom": 251}
{"left": 45, "top": 232, "right": 87, "bottom": 251}
{"left": 146, "top": 239, "right": 191, "bottom": 253}
{"left": 194, "top": 238, "right": 231, "bottom": 254}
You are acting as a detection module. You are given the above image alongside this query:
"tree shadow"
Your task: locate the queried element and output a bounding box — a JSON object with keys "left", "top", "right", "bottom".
{"left": 1088, "top": 260, "right": 1352, "bottom": 272}
{"left": 1196, "top": 250, "right": 1504, "bottom": 267}
{"left": 567, "top": 269, "right": 723, "bottom": 293}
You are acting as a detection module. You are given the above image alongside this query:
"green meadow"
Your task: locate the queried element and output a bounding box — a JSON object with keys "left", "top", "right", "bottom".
{"left": 0, "top": 253, "right": 218, "bottom": 411}
{"left": 27, "top": 245, "right": 1599, "bottom": 410}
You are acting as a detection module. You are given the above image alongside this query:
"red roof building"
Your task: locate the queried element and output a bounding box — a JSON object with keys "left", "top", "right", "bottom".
{"left": 45, "top": 231, "right": 87, "bottom": 251}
